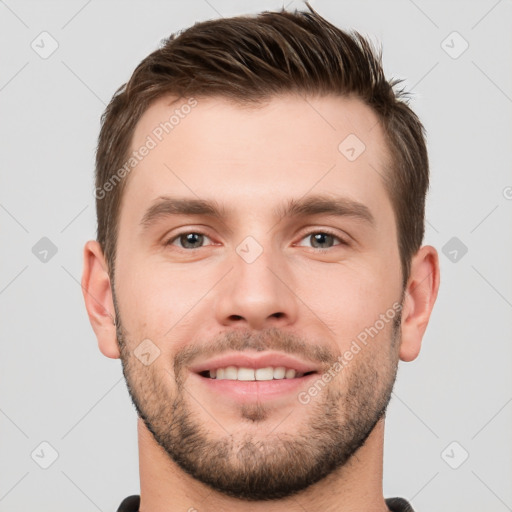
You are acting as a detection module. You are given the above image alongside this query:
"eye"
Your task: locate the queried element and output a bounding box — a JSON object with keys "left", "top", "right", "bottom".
{"left": 165, "top": 230, "right": 347, "bottom": 251}
{"left": 166, "top": 232, "right": 213, "bottom": 249}
{"left": 296, "top": 231, "right": 347, "bottom": 250}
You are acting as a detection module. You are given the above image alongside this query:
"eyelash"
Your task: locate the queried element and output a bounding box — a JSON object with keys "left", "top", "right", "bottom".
{"left": 165, "top": 229, "right": 349, "bottom": 251}
{"left": 296, "top": 230, "right": 349, "bottom": 250}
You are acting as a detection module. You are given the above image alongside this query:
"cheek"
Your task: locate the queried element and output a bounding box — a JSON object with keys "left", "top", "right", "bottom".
{"left": 115, "top": 257, "right": 219, "bottom": 337}
{"left": 296, "top": 258, "right": 398, "bottom": 333}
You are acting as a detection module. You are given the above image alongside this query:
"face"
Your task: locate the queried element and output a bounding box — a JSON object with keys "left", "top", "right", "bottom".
{"left": 113, "top": 94, "right": 404, "bottom": 500}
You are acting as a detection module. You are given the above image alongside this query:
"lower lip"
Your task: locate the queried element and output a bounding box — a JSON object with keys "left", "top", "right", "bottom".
{"left": 190, "top": 372, "right": 318, "bottom": 402}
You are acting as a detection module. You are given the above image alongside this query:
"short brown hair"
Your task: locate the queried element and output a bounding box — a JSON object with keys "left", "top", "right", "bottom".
{"left": 95, "top": 4, "right": 428, "bottom": 286}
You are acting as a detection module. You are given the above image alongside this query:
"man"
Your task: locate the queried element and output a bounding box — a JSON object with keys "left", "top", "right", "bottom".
{"left": 82, "top": 4, "right": 439, "bottom": 512}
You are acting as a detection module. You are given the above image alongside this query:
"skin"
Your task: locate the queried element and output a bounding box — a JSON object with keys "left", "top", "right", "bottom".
{"left": 82, "top": 93, "right": 440, "bottom": 512}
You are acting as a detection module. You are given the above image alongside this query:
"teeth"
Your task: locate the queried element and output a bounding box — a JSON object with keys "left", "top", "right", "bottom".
{"left": 285, "top": 368, "right": 296, "bottom": 379}
{"left": 255, "top": 367, "right": 274, "bottom": 381}
{"left": 207, "top": 366, "right": 305, "bottom": 380}
{"left": 273, "top": 367, "right": 286, "bottom": 379}
{"left": 238, "top": 367, "right": 255, "bottom": 380}
{"left": 224, "top": 366, "right": 237, "bottom": 379}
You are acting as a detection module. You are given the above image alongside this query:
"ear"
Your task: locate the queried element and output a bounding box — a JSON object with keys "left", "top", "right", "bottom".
{"left": 399, "top": 245, "right": 440, "bottom": 362}
{"left": 81, "top": 240, "right": 120, "bottom": 359}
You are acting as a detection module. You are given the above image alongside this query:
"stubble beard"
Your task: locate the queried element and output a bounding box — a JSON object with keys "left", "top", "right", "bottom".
{"left": 114, "top": 294, "right": 402, "bottom": 501}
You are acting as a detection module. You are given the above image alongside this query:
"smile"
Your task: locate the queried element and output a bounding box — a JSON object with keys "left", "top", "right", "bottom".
{"left": 200, "top": 366, "right": 315, "bottom": 380}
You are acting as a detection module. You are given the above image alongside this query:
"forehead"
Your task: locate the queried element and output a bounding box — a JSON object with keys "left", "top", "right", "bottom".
{"left": 122, "top": 93, "right": 393, "bottom": 226}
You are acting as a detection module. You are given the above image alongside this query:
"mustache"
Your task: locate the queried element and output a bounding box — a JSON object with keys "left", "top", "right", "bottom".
{"left": 173, "top": 326, "right": 336, "bottom": 378}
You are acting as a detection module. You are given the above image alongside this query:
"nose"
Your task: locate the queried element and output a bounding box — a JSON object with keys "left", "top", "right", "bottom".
{"left": 213, "top": 243, "right": 298, "bottom": 331}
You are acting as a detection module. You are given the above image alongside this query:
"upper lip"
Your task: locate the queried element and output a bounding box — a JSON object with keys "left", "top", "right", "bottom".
{"left": 189, "top": 351, "right": 321, "bottom": 374}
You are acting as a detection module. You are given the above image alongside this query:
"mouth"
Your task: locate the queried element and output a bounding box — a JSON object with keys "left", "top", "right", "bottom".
{"left": 197, "top": 367, "right": 318, "bottom": 380}
{"left": 189, "top": 352, "right": 322, "bottom": 402}
{"left": 189, "top": 350, "right": 321, "bottom": 378}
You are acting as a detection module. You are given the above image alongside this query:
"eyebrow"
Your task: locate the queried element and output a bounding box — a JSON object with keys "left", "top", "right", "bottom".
{"left": 140, "top": 197, "right": 227, "bottom": 228}
{"left": 140, "top": 194, "right": 375, "bottom": 230}
{"left": 274, "top": 195, "right": 375, "bottom": 226}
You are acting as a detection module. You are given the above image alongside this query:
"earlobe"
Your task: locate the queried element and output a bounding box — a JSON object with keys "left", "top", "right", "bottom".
{"left": 399, "top": 245, "right": 440, "bottom": 362}
{"left": 81, "top": 240, "right": 120, "bottom": 359}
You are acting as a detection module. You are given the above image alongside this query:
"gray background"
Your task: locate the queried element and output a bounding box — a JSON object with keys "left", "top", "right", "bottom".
{"left": 1, "top": 0, "right": 511, "bottom": 511}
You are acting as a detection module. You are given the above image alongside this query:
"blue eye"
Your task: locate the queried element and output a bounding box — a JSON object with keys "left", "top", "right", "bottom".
{"left": 167, "top": 232, "right": 212, "bottom": 249}
{"left": 297, "top": 231, "right": 346, "bottom": 249}
{"left": 165, "top": 230, "right": 347, "bottom": 251}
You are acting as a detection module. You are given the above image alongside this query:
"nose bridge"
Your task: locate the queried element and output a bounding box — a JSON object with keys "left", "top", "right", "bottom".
{"left": 214, "top": 235, "right": 297, "bottom": 330}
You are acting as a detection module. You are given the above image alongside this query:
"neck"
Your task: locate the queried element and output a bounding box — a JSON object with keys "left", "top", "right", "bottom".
{"left": 137, "top": 417, "right": 390, "bottom": 512}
